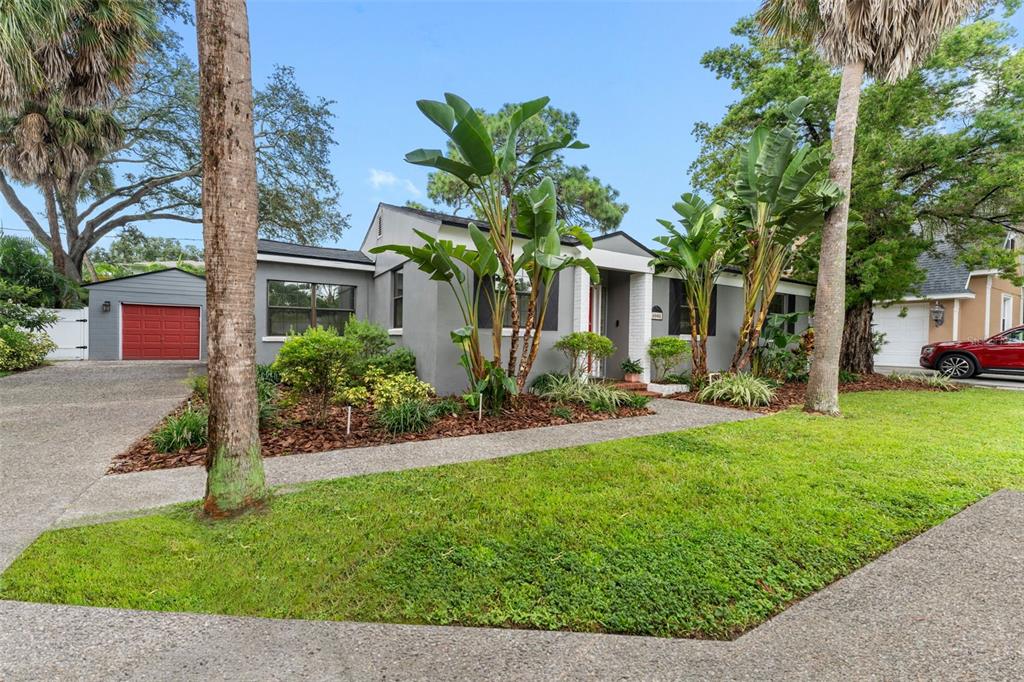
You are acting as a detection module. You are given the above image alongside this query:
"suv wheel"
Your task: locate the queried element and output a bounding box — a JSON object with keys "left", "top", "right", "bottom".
{"left": 938, "top": 353, "right": 975, "bottom": 379}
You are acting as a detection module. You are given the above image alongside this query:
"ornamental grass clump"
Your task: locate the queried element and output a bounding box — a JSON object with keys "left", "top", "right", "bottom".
{"left": 697, "top": 373, "right": 775, "bottom": 407}
{"left": 375, "top": 400, "right": 436, "bottom": 434}
{"left": 152, "top": 405, "right": 208, "bottom": 453}
{"left": 537, "top": 374, "right": 631, "bottom": 413}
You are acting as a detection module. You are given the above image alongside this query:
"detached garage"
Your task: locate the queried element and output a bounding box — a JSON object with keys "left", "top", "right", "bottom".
{"left": 84, "top": 268, "right": 207, "bottom": 361}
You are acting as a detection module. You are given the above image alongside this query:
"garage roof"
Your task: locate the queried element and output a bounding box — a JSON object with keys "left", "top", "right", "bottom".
{"left": 916, "top": 244, "right": 972, "bottom": 298}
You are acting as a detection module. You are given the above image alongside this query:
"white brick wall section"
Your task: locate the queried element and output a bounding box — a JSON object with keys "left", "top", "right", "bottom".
{"left": 572, "top": 266, "right": 590, "bottom": 332}
{"left": 629, "top": 273, "right": 654, "bottom": 382}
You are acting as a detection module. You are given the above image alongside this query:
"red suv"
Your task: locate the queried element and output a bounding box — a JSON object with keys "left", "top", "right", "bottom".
{"left": 920, "top": 325, "right": 1024, "bottom": 378}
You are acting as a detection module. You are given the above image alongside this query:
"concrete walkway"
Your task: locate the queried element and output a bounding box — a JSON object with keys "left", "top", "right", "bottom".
{"left": 3, "top": 489, "right": 1020, "bottom": 680}
{"left": 57, "top": 398, "right": 754, "bottom": 527}
{"left": 0, "top": 361, "right": 198, "bottom": 571}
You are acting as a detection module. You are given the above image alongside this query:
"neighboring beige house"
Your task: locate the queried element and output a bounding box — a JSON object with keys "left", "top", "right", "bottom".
{"left": 873, "top": 231, "right": 1024, "bottom": 367}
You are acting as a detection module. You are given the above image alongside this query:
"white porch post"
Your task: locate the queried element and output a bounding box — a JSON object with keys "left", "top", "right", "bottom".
{"left": 572, "top": 266, "right": 590, "bottom": 333}
{"left": 629, "top": 272, "right": 653, "bottom": 382}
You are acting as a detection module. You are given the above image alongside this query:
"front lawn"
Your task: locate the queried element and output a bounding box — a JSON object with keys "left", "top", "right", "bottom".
{"left": 2, "top": 389, "right": 1021, "bottom": 639}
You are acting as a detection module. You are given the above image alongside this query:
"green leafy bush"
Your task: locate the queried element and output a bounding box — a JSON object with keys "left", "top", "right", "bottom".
{"left": 0, "top": 326, "right": 56, "bottom": 371}
{"left": 648, "top": 336, "right": 691, "bottom": 382}
{"left": 188, "top": 370, "right": 277, "bottom": 426}
{"left": 620, "top": 358, "right": 643, "bottom": 374}
{"left": 661, "top": 372, "right": 692, "bottom": 386}
{"left": 337, "top": 319, "right": 416, "bottom": 384}
{"left": 334, "top": 385, "right": 370, "bottom": 407}
{"left": 697, "top": 373, "right": 775, "bottom": 407}
{"left": 343, "top": 318, "right": 393, "bottom": 358}
{"left": 623, "top": 393, "right": 652, "bottom": 409}
{"left": 838, "top": 370, "right": 860, "bottom": 384}
{"left": 152, "top": 405, "right": 208, "bottom": 453}
{"left": 553, "top": 331, "right": 615, "bottom": 377}
{"left": 255, "top": 363, "right": 281, "bottom": 386}
{"left": 529, "top": 372, "right": 568, "bottom": 394}
{"left": 375, "top": 400, "right": 436, "bottom": 434}
{"left": 465, "top": 361, "right": 516, "bottom": 415}
{"left": 364, "top": 346, "right": 416, "bottom": 378}
{"left": 187, "top": 372, "right": 208, "bottom": 400}
{"left": 272, "top": 327, "right": 357, "bottom": 422}
{"left": 366, "top": 368, "right": 434, "bottom": 409}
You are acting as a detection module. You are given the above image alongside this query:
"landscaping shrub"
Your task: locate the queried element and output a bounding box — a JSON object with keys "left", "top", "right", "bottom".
{"left": 623, "top": 393, "right": 651, "bottom": 409}
{"left": 366, "top": 368, "right": 433, "bottom": 409}
{"left": 338, "top": 319, "right": 416, "bottom": 384}
{"left": 375, "top": 400, "right": 436, "bottom": 434}
{"left": 152, "top": 405, "right": 208, "bottom": 453}
{"left": 343, "top": 318, "right": 393, "bottom": 358}
{"left": 620, "top": 358, "right": 643, "bottom": 375}
{"left": 553, "top": 331, "right": 615, "bottom": 377}
{"left": 648, "top": 336, "right": 691, "bottom": 382}
{"left": 537, "top": 374, "right": 631, "bottom": 412}
{"left": 334, "top": 385, "right": 370, "bottom": 407}
{"left": 188, "top": 371, "right": 277, "bottom": 426}
{"left": 697, "top": 373, "right": 775, "bottom": 407}
{"left": 187, "top": 372, "right": 208, "bottom": 400}
{"left": 661, "top": 372, "right": 692, "bottom": 386}
{"left": 272, "top": 327, "right": 357, "bottom": 422}
{"left": 550, "top": 405, "right": 574, "bottom": 421}
{"left": 529, "top": 372, "right": 568, "bottom": 395}
{"left": 430, "top": 397, "right": 464, "bottom": 418}
{"left": 365, "top": 346, "right": 416, "bottom": 378}
{"left": 256, "top": 363, "right": 282, "bottom": 386}
{"left": 465, "top": 361, "right": 516, "bottom": 415}
{"left": 838, "top": 370, "right": 860, "bottom": 384}
{"left": 920, "top": 374, "right": 958, "bottom": 391}
{"left": 0, "top": 326, "right": 56, "bottom": 372}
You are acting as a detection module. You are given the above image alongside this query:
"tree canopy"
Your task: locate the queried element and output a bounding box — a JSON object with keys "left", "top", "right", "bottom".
{"left": 692, "top": 12, "right": 1024, "bottom": 309}
{"left": 425, "top": 104, "right": 628, "bottom": 234}
{"left": 90, "top": 226, "right": 202, "bottom": 263}
{"left": 0, "top": 8, "right": 347, "bottom": 281}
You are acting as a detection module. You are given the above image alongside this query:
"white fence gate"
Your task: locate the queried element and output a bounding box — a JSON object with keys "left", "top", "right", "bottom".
{"left": 44, "top": 308, "right": 88, "bottom": 360}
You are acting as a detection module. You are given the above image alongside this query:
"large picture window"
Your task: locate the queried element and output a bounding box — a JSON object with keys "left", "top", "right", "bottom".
{"left": 267, "top": 280, "right": 355, "bottom": 335}
{"left": 767, "top": 293, "right": 798, "bottom": 333}
{"left": 476, "top": 274, "right": 560, "bottom": 332}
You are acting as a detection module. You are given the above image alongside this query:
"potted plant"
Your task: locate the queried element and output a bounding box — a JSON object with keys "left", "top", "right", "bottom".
{"left": 621, "top": 358, "right": 644, "bottom": 383}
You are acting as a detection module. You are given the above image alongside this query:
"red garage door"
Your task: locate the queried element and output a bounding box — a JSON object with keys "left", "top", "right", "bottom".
{"left": 122, "top": 304, "right": 200, "bottom": 360}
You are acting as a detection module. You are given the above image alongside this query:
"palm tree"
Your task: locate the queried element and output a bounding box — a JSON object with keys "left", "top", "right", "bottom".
{"left": 757, "top": 0, "right": 984, "bottom": 415}
{"left": 195, "top": 0, "right": 266, "bottom": 516}
{"left": 650, "top": 194, "right": 737, "bottom": 385}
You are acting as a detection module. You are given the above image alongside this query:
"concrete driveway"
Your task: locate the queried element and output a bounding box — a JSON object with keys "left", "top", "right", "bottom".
{"left": 875, "top": 365, "right": 1024, "bottom": 391}
{"left": 0, "top": 361, "right": 198, "bottom": 570}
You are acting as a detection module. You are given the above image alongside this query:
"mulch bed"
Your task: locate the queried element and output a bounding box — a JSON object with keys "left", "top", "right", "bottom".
{"left": 673, "top": 373, "right": 959, "bottom": 414}
{"left": 109, "top": 394, "right": 650, "bottom": 474}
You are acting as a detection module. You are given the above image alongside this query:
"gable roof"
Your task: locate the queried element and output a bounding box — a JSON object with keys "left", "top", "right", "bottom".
{"left": 916, "top": 243, "right": 972, "bottom": 298}
{"left": 379, "top": 203, "right": 583, "bottom": 246}
{"left": 82, "top": 267, "right": 205, "bottom": 286}
{"left": 257, "top": 238, "right": 372, "bottom": 265}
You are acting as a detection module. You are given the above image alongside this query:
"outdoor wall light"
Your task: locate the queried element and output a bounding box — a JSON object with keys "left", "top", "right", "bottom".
{"left": 930, "top": 301, "right": 945, "bottom": 327}
{"left": 102, "top": 300, "right": 111, "bottom": 313}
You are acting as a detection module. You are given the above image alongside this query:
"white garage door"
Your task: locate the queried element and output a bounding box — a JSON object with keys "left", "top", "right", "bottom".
{"left": 873, "top": 303, "right": 929, "bottom": 367}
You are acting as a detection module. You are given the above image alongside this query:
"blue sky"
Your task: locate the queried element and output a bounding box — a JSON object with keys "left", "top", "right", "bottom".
{"left": 3, "top": 1, "right": 1022, "bottom": 252}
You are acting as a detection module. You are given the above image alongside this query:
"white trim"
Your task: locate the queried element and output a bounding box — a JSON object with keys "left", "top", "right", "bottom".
{"left": 256, "top": 253, "right": 375, "bottom": 271}
{"left": 984, "top": 275, "right": 993, "bottom": 337}
{"left": 880, "top": 292, "right": 976, "bottom": 303}
{"left": 952, "top": 298, "right": 960, "bottom": 340}
{"left": 119, "top": 302, "right": 202, "bottom": 361}
{"left": 1000, "top": 293, "right": 1013, "bottom": 332}
{"left": 387, "top": 328, "right": 403, "bottom": 336}
{"left": 261, "top": 336, "right": 288, "bottom": 342}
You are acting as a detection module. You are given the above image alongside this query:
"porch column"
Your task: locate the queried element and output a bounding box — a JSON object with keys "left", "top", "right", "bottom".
{"left": 629, "top": 272, "right": 653, "bottom": 382}
{"left": 572, "top": 266, "right": 590, "bottom": 332}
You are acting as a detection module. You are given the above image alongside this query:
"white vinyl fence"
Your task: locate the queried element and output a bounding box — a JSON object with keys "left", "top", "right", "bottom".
{"left": 44, "top": 308, "right": 89, "bottom": 360}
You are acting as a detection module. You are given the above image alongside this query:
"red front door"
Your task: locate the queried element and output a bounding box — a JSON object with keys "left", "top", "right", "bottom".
{"left": 121, "top": 304, "right": 200, "bottom": 360}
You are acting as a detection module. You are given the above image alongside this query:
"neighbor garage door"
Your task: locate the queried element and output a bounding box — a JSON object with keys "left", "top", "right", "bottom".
{"left": 873, "top": 302, "right": 929, "bottom": 367}
{"left": 121, "top": 304, "right": 200, "bottom": 360}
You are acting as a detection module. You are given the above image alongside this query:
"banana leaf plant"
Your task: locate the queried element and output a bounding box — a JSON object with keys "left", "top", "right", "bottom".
{"left": 401, "top": 93, "right": 589, "bottom": 387}
{"left": 727, "top": 96, "right": 842, "bottom": 372}
{"left": 650, "top": 193, "right": 740, "bottom": 385}
{"left": 370, "top": 225, "right": 497, "bottom": 383}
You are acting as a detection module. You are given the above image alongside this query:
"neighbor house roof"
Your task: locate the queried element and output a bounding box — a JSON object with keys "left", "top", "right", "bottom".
{"left": 257, "top": 238, "right": 372, "bottom": 265}
{"left": 82, "top": 267, "right": 205, "bottom": 286}
{"left": 915, "top": 243, "right": 973, "bottom": 298}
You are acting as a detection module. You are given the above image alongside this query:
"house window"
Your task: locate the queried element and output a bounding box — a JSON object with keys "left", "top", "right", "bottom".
{"left": 1001, "top": 294, "right": 1013, "bottom": 331}
{"left": 267, "top": 280, "right": 355, "bottom": 335}
{"left": 1004, "top": 231, "right": 1018, "bottom": 251}
{"left": 668, "top": 280, "right": 717, "bottom": 336}
{"left": 767, "top": 293, "right": 799, "bottom": 333}
{"left": 477, "top": 274, "right": 560, "bottom": 332}
{"left": 392, "top": 271, "right": 403, "bottom": 329}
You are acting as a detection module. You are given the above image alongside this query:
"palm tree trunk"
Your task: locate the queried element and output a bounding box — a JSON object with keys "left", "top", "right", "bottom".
{"left": 840, "top": 300, "right": 875, "bottom": 374}
{"left": 196, "top": 0, "right": 267, "bottom": 517}
{"left": 805, "top": 60, "right": 865, "bottom": 416}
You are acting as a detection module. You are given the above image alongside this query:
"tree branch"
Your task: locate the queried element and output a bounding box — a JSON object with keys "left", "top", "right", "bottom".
{"left": 0, "top": 171, "right": 50, "bottom": 244}
{"left": 78, "top": 166, "right": 200, "bottom": 227}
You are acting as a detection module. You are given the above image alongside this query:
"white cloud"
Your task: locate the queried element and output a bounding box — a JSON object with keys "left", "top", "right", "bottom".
{"left": 368, "top": 168, "right": 421, "bottom": 197}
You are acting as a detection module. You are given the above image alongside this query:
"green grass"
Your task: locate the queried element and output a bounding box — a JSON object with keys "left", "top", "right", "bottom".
{"left": 2, "top": 389, "right": 1022, "bottom": 639}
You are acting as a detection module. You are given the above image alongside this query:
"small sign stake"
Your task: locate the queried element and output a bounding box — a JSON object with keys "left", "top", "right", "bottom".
{"left": 346, "top": 405, "right": 352, "bottom": 435}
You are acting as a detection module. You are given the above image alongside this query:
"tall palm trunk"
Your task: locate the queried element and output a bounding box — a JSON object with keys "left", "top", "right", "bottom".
{"left": 196, "top": 0, "right": 267, "bottom": 517}
{"left": 805, "top": 60, "right": 864, "bottom": 416}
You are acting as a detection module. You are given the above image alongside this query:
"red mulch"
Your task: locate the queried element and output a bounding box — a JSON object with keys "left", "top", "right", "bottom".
{"left": 109, "top": 395, "right": 650, "bottom": 474}
{"left": 673, "top": 373, "right": 959, "bottom": 414}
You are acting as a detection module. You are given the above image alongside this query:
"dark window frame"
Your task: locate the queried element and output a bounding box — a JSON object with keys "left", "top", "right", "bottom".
{"left": 476, "top": 273, "right": 560, "bottom": 332}
{"left": 669, "top": 280, "right": 717, "bottom": 337}
{"left": 766, "top": 293, "right": 799, "bottom": 333}
{"left": 266, "top": 279, "right": 356, "bottom": 336}
{"left": 392, "top": 270, "right": 403, "bottom": 329}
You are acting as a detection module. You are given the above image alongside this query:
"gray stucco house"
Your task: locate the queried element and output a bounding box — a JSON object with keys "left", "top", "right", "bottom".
{"left": 83, "top": 203, "right": 813, "bottom": 394}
